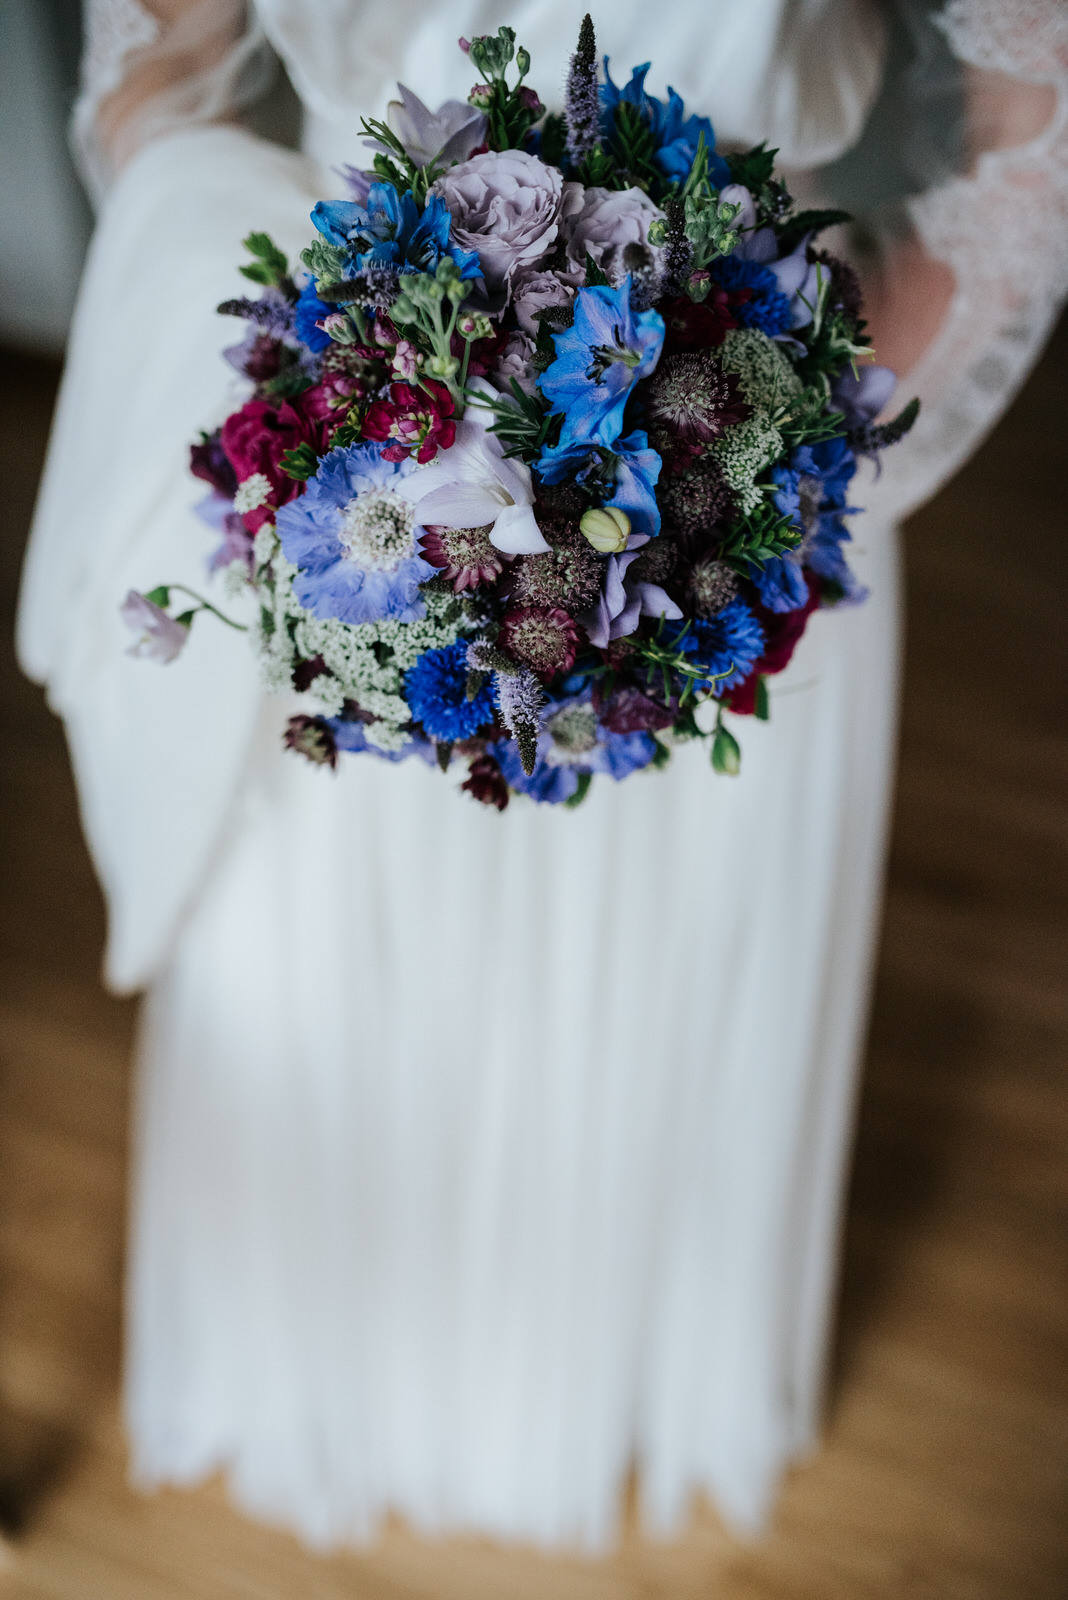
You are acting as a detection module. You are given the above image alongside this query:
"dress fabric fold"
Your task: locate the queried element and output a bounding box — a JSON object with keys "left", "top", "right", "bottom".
{"left": 19, "top": 0, "right": 911, "bottom": 1549}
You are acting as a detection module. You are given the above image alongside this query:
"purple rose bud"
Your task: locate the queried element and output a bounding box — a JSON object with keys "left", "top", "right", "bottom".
{"left": 120, "top": 590, "right": 190, "bottom": 664}
{"left": 458, "top": 36, "right": 471, "bottom": 54}
{"left": 518, "top": 86, "right": 544, "bottom": 114}
{"left": 468, "top": 83, "right": 492, "bottom": 107}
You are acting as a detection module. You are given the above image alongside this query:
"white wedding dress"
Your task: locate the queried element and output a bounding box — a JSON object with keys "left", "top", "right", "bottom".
{"left": 17, "top": 0, "right": 1068, "bottom": 1551}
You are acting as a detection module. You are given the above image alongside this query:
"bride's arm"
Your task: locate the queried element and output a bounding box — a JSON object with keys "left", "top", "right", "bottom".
{"left": 73, "top": 0, "right": 276, "bottom": 206}
{"left": 855, "top": 0, "right": 1067, "bottom": 517}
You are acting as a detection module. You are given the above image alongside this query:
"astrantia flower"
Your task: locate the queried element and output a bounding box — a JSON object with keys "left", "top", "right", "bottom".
{"left": 600, "top": 63, "right": 729, "bottom": 187}
{"left": 120, "top": 591, "right": 189, "bottom": 663}
{"left": 462, "top": 752, "right": 510, "bottom": 810}
{"left": 362, "top": 379, "right": 456, "bottom": 464}
{"left": 431, "top": 151, "right": 569, "bottom": 296}
{"left": 658, "top": 457, "right": 734, "bottom": 543}
{"left": 540, "top": 281, "right": 665, "bottom": 449}
{"left": 410, "top": 388, "right": 549, "bottom": 556}
{"left": 405, "top": 639, "right": 496, "bottom": 741}
{"left": 686, "top": 557, "right": 739, "bottom": 618}
{"left": 510, "top": 521, "right": 603, "bottom": 611}
{"left": 499, "top": 605, "right": 583, "bottom": 679}
{"left": 666, "top": 601, "right": 766, "bottom": 694}
{"left": 311, "top": 183, "right": 481, "bottom": 280}
{"left": 276, "top": 443, "right": 435, "bottom": 625}
{"left": 418, "top": 521, "right": 503, "bottom": 591}
{"left": 284, "top": 713, "right": 337, "bottom": 768}
{"left": 646, "top": 352, "right": 751, "bottom": 445}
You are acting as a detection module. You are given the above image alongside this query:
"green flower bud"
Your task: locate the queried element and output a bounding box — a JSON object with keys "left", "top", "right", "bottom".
{"left": 516, "top": 45, "right": 531, "bottom": 76}
{"left": 425, "top": 354, "right": 460, "bottom": 380}
{"left": 580, "top": 506, "right": 631, "bottom": 554}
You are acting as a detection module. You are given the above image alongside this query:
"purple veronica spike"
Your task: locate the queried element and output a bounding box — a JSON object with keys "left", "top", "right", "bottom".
{"left": 565, "top": 14, "right": 600, "bottom": 166}
{"left": 494, "top": 665, "right": 545, "bottom": 776}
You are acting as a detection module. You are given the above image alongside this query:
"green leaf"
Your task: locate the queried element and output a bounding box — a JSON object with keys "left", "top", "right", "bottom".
{"left": 776, "top": 207, "right": 853, "bottom": 252}
{"left": 725, "top": 143, "right": 778, "bottom": 192}
{"left": 754, "top": 676, "right": 770, "bottom": 722}
{"left": 144, "top": 585, "right": 171, "bottom": 608}
{"left": 240, "top": 231, "right": 289, "bottom": 288}
{"left": 280, "top": 442, "right": 321, "bottom": 481}
{"left": 540, "top": 112, "right": 567, "bottom": 166}
{"left": 711, "top": 719, "right": 741, "bottom": 775}
{"left": 435, "top": 741, "right": 453, "bottom": 773}
{"left": 583, "top": 251, "right": 611, "bottom": 288}
{"left": 563, "top": 771, "right": 593, "bottom": 808}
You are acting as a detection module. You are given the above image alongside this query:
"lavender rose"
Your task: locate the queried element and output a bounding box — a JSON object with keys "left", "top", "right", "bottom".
{"left": 432, "top": 152, "right": 568, "bottom": 296}
{"left": 510, "top": 267, "right": 581, "bottom": 338}
{"left": 563, "top": 185, "right": 665, "bottom": 285}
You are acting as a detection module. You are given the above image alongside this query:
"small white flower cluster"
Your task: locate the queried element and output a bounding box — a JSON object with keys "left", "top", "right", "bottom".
{"left": 290, "top": 584, "right": 464, "bottom": 748}
{"left": 720, "top": 328, "right": 801, "bottom": 411}
{"left": 234, "top": 472, "right": 273, "bottom": 514}
{"left": 713, "top": 415, "right": 784, "bottom": 512}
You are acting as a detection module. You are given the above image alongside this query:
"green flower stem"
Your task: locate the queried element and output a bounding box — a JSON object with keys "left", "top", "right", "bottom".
{"left": 163, "top": 584, "right": 249, "bottom": 632}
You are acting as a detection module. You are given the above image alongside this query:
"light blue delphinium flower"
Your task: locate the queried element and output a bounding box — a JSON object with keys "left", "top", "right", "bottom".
{"left": 539, "top": 281, "right": 665, "bottom": 449}
{"left": 600, "top": 62, "right": 730, "bottom": 186}
{"left": 276, "top": 442, "right": 436, "bottom": 625}
{"left": 536, "top": 429, "right": 663, "bottom": 538}
{"left": 311, "top": 183, "right": 481, "bottom": 280}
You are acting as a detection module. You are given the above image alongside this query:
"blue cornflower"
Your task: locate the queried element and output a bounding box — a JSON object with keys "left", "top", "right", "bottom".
{"left": 404, "top": 640, "right": 497, "bottom": 742}
{"left": 276, "top": 443, "right": 435, "bottom": 625}
{"left": 666, "top": 600, "right": 766, "bottom": 694}
{"left": 712, "top": 255, "right": 793, "bottom": 337}
{"left": 311, "top": 183, "right": 481, "bottom": 280}
{"left": 496, "top": 693, "right": 657, "bottom": 803}
{"left": 294, "top": 278, "right": 335, "bottom": 353}
{"left": 600, "top": 62, "right": 730, "bottom": 186}
{"left": 539, "top": 282, "right": 665, "bottom": 449}
{"left": 536, "top": 429, "right": 663, "bottom": 538}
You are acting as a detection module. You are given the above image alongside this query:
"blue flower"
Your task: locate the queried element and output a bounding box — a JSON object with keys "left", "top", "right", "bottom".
{"left": 276, "top": 443, "right": 435, "bottom": 625}
{"left": 539, "top": 282, "right": 665, "bottom": 449}
{"left": 495, "top": 693, "right": 657, "bottom": 803}
{"left": 788, "top": 438, "right": 866, "bottom": 602}
{"left": 404, "top": 640, "right": 496, "bottom": 741}
{"left": 711, "top": 255, "right": 793, "bottom": 337}
{"left": 751, "top": 553, "right": 810, "bottom": 613}
{"left": 327, "top": 718, "right": 437, "bottom": 764}
{"left": 600, "top": 62, "right": 730, "bottom": 186}
{"left": 666, "top": 601, "right": 766, "bottom": 694}
{"left": 311, "top": 184, "right": 481, "bottom": 279}
{"left": 536, "top": 429, "right": 662, "bottom": 538}
{"left": 294, "top": 279, "right": 335, "bottom": 353}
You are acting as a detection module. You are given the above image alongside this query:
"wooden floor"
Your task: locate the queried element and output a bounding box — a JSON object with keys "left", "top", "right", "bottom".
{"left": 0, "top": 324, "right": 1065, "bottom": 1599}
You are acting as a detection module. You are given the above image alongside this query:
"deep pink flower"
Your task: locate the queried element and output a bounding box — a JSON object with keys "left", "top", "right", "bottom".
{"left": 418, "top": 522, "right": 504, "bottom": 591}
{"left": 499, "top": 605, "right": 582, "bottom": 680}
{"left": 221, "top": 397, "right": 329, "bottom": 531}
{"left": 362, "top": 380, "right": 457, "bottom": 464}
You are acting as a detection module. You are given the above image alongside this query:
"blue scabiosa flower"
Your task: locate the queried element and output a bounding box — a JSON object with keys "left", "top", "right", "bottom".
{"left": 600, "top": 63, "right": 730, "bottom": 186}
{"left": 404, "top": 640, "right": 496, "bottom": 741}
{"left": 311, "top": 183, "right": 481, "bottom": 280}
{"left": 540, "top": 283, "right": 665, "bottom": 449}
{"left": 536, "top": 429, "right": 663, "bottom": 538}
{"left": 276, "top": 443, "right": 436, "bottom": 625}
{"left": 327, "top": 717, "right": 437, "bottom": 764}
{"left": 496, "top": 693, "right": 657, "bottom": 803}
{"left": 712, "top": 256, "right": 793, "bottom": 338}
{"left": 666, "top": 600, "right": 766, "bottom": 694}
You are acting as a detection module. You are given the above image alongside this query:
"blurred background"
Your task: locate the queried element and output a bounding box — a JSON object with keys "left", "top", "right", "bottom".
{"left": 0, "top": 3, "right": 1066, "bottom": 1596}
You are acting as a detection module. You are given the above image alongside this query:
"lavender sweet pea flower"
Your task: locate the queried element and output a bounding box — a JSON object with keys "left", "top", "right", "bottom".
{"left": 121, "top": 591, "right": 189, "bottom": 663}
{"left": 831, "top": 363, "right": 897, "bottom": 428}
{"left": 432, "top": 151, "right": 568, "bottom": 296}
{"left": 765, "top": 237, "right": 822, "bottom": 329}
{"left": 364, "top": 85, "right": 488, "bottom": 171}
{"left": 579, "top": 534, "right": 682, "bottom": 649}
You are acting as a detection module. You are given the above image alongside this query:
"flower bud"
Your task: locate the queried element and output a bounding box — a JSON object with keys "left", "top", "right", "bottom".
{"left": 516, "top": 46, "right": 531, "bottom": 76}
{"left": 580, "top": 506, "right": 631, "bottom": 553}
{"left": 424, "top": 353, "right": 460, "bottom": 380}
{"left": 321, "top": 311, "right": 358, "bottom": 344}
{"left": 687, "top": 269, "right": 711, "bottom": 303}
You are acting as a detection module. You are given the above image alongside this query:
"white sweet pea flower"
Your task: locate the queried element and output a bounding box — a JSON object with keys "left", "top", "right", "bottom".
{"left": 410, "top": 382, "right": 550, "bottom": 557}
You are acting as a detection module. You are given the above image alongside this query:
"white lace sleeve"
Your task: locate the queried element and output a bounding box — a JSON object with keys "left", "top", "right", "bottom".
{"left": 861, "top": 0, "right": 1068, "bottom": 521}
{"left": 72, "top": 0, "right": 277, "bottom": 207}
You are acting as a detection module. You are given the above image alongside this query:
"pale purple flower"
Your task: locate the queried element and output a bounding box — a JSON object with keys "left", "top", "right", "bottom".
{"left": 510, "top": 267, "right": 580, "bottom": 337}
{"left": 432, "top": 152, "right": 568, "bottom": 296}
{"left": 491, "top": 333, "right": 538, "bottom": 397}
{"left": 562, "top": 186, "right": 665, "bottom": 285}
{"left": 121, "top": 591, "right": 189, "bottom": 663}
{"left": 365, "top": 85, "right": 488, "bottom": 171}
{"left": 578, "top": 535, "right": 682, "bottom": 649}
{"left": 832, "top": 363, "right": 897, "bottom": 428}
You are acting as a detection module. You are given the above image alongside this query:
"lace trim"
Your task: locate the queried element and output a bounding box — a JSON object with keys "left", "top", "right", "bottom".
{"left": 867, "top": 0, "right": 1068, "bottom": 520}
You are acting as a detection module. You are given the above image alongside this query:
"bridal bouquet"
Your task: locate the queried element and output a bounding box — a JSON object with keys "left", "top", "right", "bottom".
{"left": 125, "top": 17, "right": 916, "bottom": 808}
